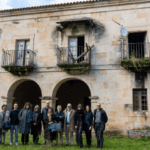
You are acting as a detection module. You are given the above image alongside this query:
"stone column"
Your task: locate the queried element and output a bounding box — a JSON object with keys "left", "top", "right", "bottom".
{"left": 1, "top": 96, "right": 15, "bottom": 111}
{"left": 89, "top": 96, "right": 99, "bottom": 112}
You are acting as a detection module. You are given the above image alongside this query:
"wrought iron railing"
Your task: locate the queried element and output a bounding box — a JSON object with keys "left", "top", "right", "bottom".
{"left": 1, "top": 50, "right": 35, "bottom": 67}
{"left": 122, "top": 42, "right": 150, "bottom": 60}
{"left": 57, "top": 45, "right": 93, "bottom": 64}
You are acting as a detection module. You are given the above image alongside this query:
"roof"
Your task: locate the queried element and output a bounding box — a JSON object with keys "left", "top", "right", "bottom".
{"left": 56, "top": 17, "right": 104, "bottom": 28}
{"left": 0, "top": 0, "right": 147, "bottom": 13}
{"left": 0, "top": 0, "right": 98, "bottom": 12}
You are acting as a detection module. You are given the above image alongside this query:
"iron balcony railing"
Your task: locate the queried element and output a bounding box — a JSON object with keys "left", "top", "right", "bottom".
{"left": 122, "top": 42, "right": 150, "bottom": 60}
{"left": 1, "top": 49, "right": 35, "bottom": 67}
{"left": 57, "top": 46, "right": 92, "bottom": 64}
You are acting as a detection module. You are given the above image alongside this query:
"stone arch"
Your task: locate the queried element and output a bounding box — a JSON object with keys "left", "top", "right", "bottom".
{"left": 52, "top": 77, "right": 91, "bottom": 110}
{"left": 52, "top": 77, "right": 92, "bottom": 97}
{"left": 7, "top": 78, "right": 42, "bottom": 110}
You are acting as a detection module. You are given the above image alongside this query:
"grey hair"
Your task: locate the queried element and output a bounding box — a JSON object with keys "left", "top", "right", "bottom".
{"left": 57, "top": 105, "right": 62, "bottom": 110}
{"left": 34, "top": 105, "right": 39, "bottom": 110}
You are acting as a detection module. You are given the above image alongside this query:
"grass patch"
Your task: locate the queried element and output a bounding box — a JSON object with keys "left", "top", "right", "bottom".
{"left": 1, "top": 132, "right": 150, "bottom": 150}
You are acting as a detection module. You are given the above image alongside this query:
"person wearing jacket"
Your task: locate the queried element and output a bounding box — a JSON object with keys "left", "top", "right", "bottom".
{"left": 42, "top": 101, "right": 52, "bottom": 145}
{"left": 18, "top": 102, "right": 33, "bottom": 145}
{"left": 54, "top": 105, "right": 64, "bottom": 146}
{"left": 74, "top": 103, "right": 85, "bottom": 148}
{"left": 0, "top": 104, "right": 10, "bottom": 145}
{"left": 84, "top": 105, "right": 93, "bottom": 148}
{"left": 64, "top": 103, "right": 75, "bottom": 146}
{"left": 93, "top": 103, "right": 108, "bottom": 149}
{"left": 31, "top": 105, "right": 42, "bottom": 145}
{"left": 44, "top": 107, "right": 57, "bottom": 147}
{"left": 9, "top": 103, "right": 20, "bottom": 146}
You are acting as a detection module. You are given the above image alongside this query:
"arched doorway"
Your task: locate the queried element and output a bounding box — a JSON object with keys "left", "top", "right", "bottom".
{"left": 8, "top": 80, "right": 42, "bottom": 111}
{"left": 55, "top": 80, "right": 91, "bottom": 110}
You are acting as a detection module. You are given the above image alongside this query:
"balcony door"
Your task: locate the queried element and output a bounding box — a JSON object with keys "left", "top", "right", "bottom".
{"left": 68, "top": 36, "right": 84, "bottom": 63}
{"left": 128, "top": 32, "right": 146, "bottom": 58}
{"left": 15, "top": 40, "right": 30, "bottom": 66}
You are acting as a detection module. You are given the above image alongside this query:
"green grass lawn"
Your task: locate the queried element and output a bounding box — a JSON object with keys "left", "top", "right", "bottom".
{"left": 1, "top": 132, "right": 150, "bottom": 150}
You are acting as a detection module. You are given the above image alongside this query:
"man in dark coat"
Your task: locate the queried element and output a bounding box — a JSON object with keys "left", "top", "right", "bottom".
{"left": 93, "top": 103, "right": 108, "bottom": 149}
{"left": 9, "top": 103, "right": 20, "bottom": 146}
{"left": 31, "top": 105, "right": 42, "bottom": 145}
{"left": 74, "top": 104, "right": 85, "bottom": 148}
{"left": 42, "top": 101, "right": 52, "bottom": 145}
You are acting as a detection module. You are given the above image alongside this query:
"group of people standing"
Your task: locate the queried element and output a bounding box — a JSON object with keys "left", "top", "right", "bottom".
{"left": 0, "top": 101, "right": 108, "bottom": 149}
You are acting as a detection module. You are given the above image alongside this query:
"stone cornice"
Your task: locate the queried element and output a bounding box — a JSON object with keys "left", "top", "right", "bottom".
{"left": 0, "top": 0, "right": 149, "bottom": 18}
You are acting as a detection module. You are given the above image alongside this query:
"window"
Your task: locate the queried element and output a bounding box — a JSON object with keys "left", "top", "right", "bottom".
{"left": 68, "top": 36, "right": 84, "bottom": 63}
{"left": 128, "top": 32, "right": 146, "bottom": 58}
{"left": 133, "top": 89, "right": 147, "bottom": 111}
{"left": 15, "top": 40, "right": 30, "bottom": 66}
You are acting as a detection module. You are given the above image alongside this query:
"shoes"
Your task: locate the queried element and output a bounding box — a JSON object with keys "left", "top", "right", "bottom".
{"left": 25, "top": 142, "right": 28, "bottom": 145}
{"left": 10, "top": 143, "right": 12, "bottom": 146}
{"left": 55, "top": 143, "right": 58, "bottom": 145}
{"left": 15, "top": 142, "right": 18, "bottom": 145}
{"left": 65, "top": 144, "right": 69, "bottom": 146}
{"left": 80, "top": 146, "right": 83, "bottom": 148}
{"left": 71, "top": 144, "right": 74, "bottom": 147}
{"left": 60, "top": 144, "right": 63, "bottom": 146}
{"left": 96, "top": 146, "right": 100, "bottom": 148}
{"left": 22, "top": 142, "right": 24, "bottom": 145}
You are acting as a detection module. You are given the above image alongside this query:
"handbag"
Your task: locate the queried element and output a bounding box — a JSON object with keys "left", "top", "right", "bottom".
{"left": 3, "top": 122, "right": 11, "bottom": 130}
{"left": 48, "top": 123, "right": 61, "bottom": 132}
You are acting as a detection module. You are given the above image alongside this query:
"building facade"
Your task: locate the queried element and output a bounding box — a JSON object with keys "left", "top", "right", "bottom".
{"left": 0, "top": 0, "right": 150, "bottom": 134}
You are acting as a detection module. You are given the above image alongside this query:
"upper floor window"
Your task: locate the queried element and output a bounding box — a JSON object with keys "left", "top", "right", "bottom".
{"left": 16, "top": 40, "right": 30, "bottom": 66}
{"left": 128, "top": 32, "right": 146, "bottom": 58}
{"left": 68, "top": 36, "right": 84, "bottom": 63}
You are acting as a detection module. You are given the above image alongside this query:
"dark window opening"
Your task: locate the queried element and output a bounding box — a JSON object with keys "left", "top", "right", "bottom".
{"left": 77, "top": 36, "right": 84, "bottom": 63}
{"left": 128, "top": 32, "right": 146, "bottom": 58}
{"left": 133, "top": 89, "right": 147, "bottom": 111}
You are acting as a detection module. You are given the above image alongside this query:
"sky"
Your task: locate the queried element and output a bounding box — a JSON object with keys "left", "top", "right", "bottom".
{"left": 0, "top": 0, "right": 88, "bottom": 10}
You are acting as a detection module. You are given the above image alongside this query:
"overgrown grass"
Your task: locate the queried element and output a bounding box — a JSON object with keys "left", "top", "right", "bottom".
{"left": 1, "top": 132, "right": 150, "bottom": 150}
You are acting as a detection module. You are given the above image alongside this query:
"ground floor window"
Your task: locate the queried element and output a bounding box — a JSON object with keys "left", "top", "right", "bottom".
{"left": 133, "top": 89, "right": 147, "bottom": 111}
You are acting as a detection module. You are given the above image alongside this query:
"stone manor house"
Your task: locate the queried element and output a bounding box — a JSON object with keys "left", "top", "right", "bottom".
{"left": 0, "top": 0, "right": 150, "bottom": 134}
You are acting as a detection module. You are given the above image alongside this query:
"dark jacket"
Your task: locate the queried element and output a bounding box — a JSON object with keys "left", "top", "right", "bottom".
{"left": 44, "top": 114, "right": 57, "bottom": 140}
{"left": 54, "top": 111, "right": 64, "bottom": 128}
{"left": 93, "top": 108, "right": 108, "bottom": 131}
{"left": 85, "top": 110, "right": 93, "bottom": 127}
{"left": 31, "top": 112, "right": 42, "bottom": 135}
{"left": 74, "top": 109, "right": 85, "bottom": 127}
{"left": 10, "top": 110, "right": 20, "bottom": 125}
{"left": 42, "top": 106, "right": 52, "bottom": 122}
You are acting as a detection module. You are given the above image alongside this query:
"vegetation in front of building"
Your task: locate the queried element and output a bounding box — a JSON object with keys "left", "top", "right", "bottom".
{"left": 3, "top": 66, "right": 35, "bottom": 76}
{"left": 1, "top": 132, "right": 150, "bottom": 150}
{"left": 120, "top": 53, "right": 150, "bottom": 72}
{"left": 57, "top": 63, "right": 91, "bottom": 75}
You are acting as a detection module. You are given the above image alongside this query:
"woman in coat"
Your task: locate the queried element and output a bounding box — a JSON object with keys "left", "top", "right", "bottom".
{"left": 18, "top": 102, "right": 33, "bottom": 145}
{"left": 84, "top": 105, "right": 93, "bottom": 148}
{"left": 31, "top": 105, "right": 42, "bottom": 145}
{"left": 0, "top": 105, "right": 10, "bottom": 145}
{"left": 44, "top": 107, "right": 57, "bottom": 147}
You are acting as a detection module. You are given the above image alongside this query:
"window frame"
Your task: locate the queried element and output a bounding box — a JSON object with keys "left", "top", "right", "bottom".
{"left": 133, "top": 89, "right": 148, "bottom": 112}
